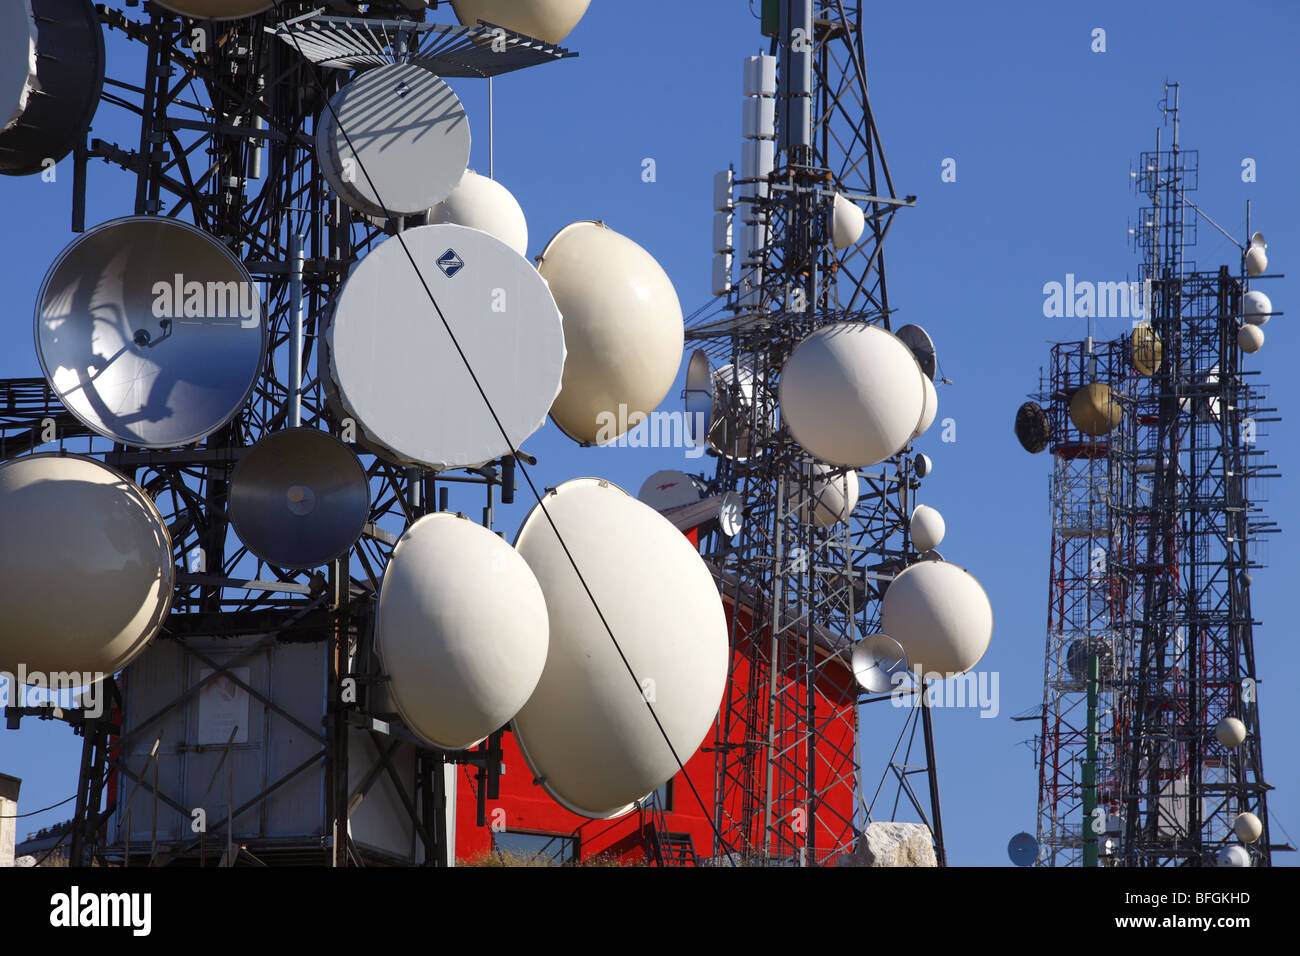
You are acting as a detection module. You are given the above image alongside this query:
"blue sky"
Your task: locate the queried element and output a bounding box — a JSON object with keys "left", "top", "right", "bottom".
{"left": 2, "top": 0, "right": 1297, "bottom": 865}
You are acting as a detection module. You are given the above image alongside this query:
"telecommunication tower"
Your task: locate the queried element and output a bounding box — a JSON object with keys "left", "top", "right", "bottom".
{"left": 1026, "top": 83, "right": 1283, "bottom": 867}
{"left": 685, "top": 0, "right": 962, "bottom": 866}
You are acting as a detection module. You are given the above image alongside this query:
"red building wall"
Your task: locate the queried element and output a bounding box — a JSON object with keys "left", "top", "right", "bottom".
{"left": 453, "top": 597, "right": 859, "bottom": 866}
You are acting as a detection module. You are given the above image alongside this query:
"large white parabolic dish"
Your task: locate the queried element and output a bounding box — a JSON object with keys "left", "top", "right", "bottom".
{"left": 316, "top": 64, "right": 470, "bottom": 220}
{"left": 326, "top": 223, "right": 565, "bottom": 470}
{"left": 451, "top": 0, "right": 591, "bottom": 44}
{"left": 35, "top": 216, "right": 266, "bottom": 449}
{"left": 229, "top": 428, "right": 370, "bottom": 570}
{"left": 511, "top": 478, "right": 728, "bottom": 819}
{"left": 0, "top": 453, "right": 172, "bottom": 675}
{"left": 376, "top": 513, "right": 549, "bottom": 751}
{"left": 779, "top": 322, "right": 927, "bottom": 468}
{"left": 881, "top": 560, "right": 993, "bottom": 678}
{"left": 537, "top": 221, "right": 684, "bottom": 445}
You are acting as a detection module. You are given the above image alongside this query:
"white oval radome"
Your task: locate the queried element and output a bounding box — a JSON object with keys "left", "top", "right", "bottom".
{"left": 376, "top": 513, "right": 549, "bottom": 750}
{"left": 511, "top": 478, "right": 728, "bottom": 818}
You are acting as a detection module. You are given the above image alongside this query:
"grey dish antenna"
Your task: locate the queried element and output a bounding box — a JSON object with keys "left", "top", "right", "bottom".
{"left": 316, "top": 63, "right": 470, "bottom": 219}
{"left": 229, "top": 429, "right": 370, "bottom": 570}
{"left": 851, "top": 633, "right": 909, "bottom": 694}
{"left": 35, "top": 216, "right": 266, "bottom": 448}
{"left": 684, "top": 349, "right": 714, "bottom": 448}
{"left": 1008, "top": 832, "right": 1039, "bottom": 866}
{"left": 895, "top": 324, "right": 937, "bottom": 382}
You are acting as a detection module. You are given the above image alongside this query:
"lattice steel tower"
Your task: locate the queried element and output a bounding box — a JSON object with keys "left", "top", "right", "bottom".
{"left": 1032, "top": 83, "right": 1282, "bottom": 867}
{"left": 685, "top": 0, "right": 942, "bottom": 865}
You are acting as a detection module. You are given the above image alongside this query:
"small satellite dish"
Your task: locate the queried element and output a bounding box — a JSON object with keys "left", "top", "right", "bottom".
{"left": 1215, "top": 716, "right": 1247, "bottom": 749}
{"left": 1243, "top": 289, "right": 1272, "bottom": 326}
{"left": 708, "top": 361, "right": 774, "bottom": 461}
{"left": 326, "top": 223, "right": 565, "bottom": 470}
{"left": 1014, "top": 401, "right": 1051, "bottom": 454}
{"left": 429, "top": 169, "right": 529, "bottom": 257}
{"left": 909, "top": 504, "right": 945, "bottom": 553}
{"left": 1217, "top": 845, "right": 1251, "bottom": 868}
{"left": 684, "top": 349, "right": 715, "bottom": 449}
{"left": 1245, "top": 245, "right": 1268, "bottom": 277}
{"left": 637, "top": 470, "right": 706, "bottom": 512}
{"left": 229, "top": 429, "right": 370, "bottom": 569}
{"left": 150, "top": 0, "right": 273, "bottom": 18}
{"left": 317, "top": 64, "right": 470, "bottom": 219}
{"left": 1131, "top": 325, "right": 1162, "bottom": 375}
{"left": 914, "top": 453, "right": 933, "bottom": 478}
{"left": 1065, "top": 637, "right": 1116, "bottom": 682}
{"left": 830, "top": 193, "right": 865, "bottom": 249}
{"left": 35, "top": 216, "right": 266, "bottom": 449}
{"left": 1249, "top": 231, "right": 1266, "bottom": 250}
{"left": 851, "top": 633, "right": 909, "bottom": 693}
{"left": 895, "top": 324, "right": 938, "bottom": 382}
{"left": 1, "top": 0, "right": 104, "bottom": 177}
{"left": 1238, "top": 324, "right": 1265, "bottom": 354}
{"left": 918, "top": 549, "right": 944, "bottom": 562}
{"left": 1008, "top": 832, "right": 1039, "bottom": 866}
{"left": 718, "top": 490, "right": 744, "bottom": 539}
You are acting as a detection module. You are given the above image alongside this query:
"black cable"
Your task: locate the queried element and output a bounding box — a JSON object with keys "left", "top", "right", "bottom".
{"left": 0, "top": 793, "right": 77, "bottom": 818}
{"left": 270, "top": 6, "right": 736, "bottom": 863}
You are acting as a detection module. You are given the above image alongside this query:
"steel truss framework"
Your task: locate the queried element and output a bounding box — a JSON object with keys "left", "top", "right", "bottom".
{"left": 1034, "top": 84, "right": 1281, "bottom": 867}
{"left": 1, "top": 1, "right": 544, "bottom": 866}
{"left": 687, "top": 1, "right": 942, "bottom": 866}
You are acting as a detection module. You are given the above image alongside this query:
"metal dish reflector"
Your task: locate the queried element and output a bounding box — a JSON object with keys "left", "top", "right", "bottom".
{"left": 0, "top": 453, "right": 172, "bottom": 675}
{"left": 229, "top": 429, "right": 369, "bottom": 570}
{"left": 851, "top": 633, "right": 909, "bottom": 694}
{"left": 35, "top": 216, "right": 266, "bottom": 449}
{"left": 511, "top": 478, "right": 728, "bottom": 819}
{"left": 326, "top": 223, "right": 565, "bottom": 470}
{"left": 316, "top": 63, "right": 470, "bottom": 220}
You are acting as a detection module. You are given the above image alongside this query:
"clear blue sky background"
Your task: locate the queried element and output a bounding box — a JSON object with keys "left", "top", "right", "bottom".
{"left": 1, "top": 0, "right": 1296, "bottom": 865}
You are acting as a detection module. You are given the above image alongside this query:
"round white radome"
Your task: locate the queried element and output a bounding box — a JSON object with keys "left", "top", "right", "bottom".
{"left": 1217, "top": 845, "right": 1251, "bottom": 867}
{"left": 0, "top": 454, "right": 173, "bottom": 676}
{"left": 428, "top": 169, "right": 528, "bottom": 257}
{"left": 538, "top": 222, "right": 684, "bottom": 445}
{"left": 511, "top": 478, "right": 728, "bottom": 819}
{"left": 831, "top": 193, "right": 865, "bottom": 249}
{"left": 637, "top": 469, "right": 706, "bottom": 512}
{"left": 1233, "top": 811, "right": 1263, "bottom": 844}
{"left": 1238, "top": 324, "right": 1264, "bottom": 354}
{"left": 909, "top": 504, "right": 946, "bottom": 553}
{"left": 1243, "top": 289, "right": 1272, "bottom": 326}
{"left": 1215, "top": 716, "right": 1248, "bottom": 748}
{"left": 451, "top": 0, "right": 590, "bottom": 44}
{"left": 881, "top": 560, "right": 992, "bottom": 678}
{"left": 791, "top": 463, "right": 859, "bottom": 527}
{"left": 779, "top": 322, "right": 927, "bottom": 467}
{"left": 1245, "top": 245, "right": 1268, "bottom": 277}
{"left": 912, "top": 372, "right": 938, "bottom": 440}
{"left": 375, "top": 513, "right": 549, "bottom": 750}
